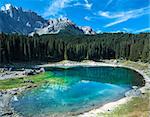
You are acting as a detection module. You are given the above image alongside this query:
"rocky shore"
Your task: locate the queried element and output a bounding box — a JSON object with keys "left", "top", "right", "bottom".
{"left": 0, "top": 85, "right": 37, "bottom": 117}
{"left": 0, "top": 68, "right": 45, "bottom": 80}
{"left": 0, "top": 60, "right": 149, "bottom": 117}
{"left": 0, "top": 67, "right": 45, "bottom": 117}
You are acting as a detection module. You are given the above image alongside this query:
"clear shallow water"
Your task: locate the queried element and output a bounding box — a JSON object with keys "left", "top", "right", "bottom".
{"left": 11, "top": 66, "right": 144, "bottom": 117}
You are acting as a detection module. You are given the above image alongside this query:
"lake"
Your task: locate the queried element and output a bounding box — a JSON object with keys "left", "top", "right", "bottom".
{"left": 11, "top": 66, "right": 145, "bottom": 117}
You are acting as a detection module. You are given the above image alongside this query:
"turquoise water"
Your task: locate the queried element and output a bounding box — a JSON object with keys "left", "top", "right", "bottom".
{"left": 11, "top": 66, "right": 144, "bottom": 117}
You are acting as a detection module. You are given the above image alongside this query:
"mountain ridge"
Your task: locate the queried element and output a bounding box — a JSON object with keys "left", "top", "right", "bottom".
{"left": 0, "top": 4, "right": 96, "bottom": 35}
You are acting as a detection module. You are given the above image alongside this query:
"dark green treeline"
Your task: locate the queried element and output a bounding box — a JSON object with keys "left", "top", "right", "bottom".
{"left": 0, "top": 32, "right": 149, "bottom": 63}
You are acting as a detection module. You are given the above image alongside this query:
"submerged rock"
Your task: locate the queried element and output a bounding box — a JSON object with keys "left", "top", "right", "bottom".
{"left": 125, "top": 89, "right": 142, "bottom": 97}
{"left": 0, "top": 93, "right": 13, "bottom": 117}
{"left": 1, "top": 111, "right": 13, "bottom": 117}
{"left": 13, "top": 96, "right": 18, "bottom": 102}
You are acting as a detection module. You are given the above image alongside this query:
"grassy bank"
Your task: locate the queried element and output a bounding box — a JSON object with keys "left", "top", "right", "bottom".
{"left": 0, "top": 71, "right": 70, "bottom": 90}
{"left": 0, "top": 72, "right": 50, "bottom": 90}
{"left": 99, "top": 92, "right": 150, "bottom": 117}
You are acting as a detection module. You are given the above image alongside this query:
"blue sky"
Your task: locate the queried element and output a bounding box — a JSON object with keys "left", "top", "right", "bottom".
{"left": 0, "top": 0, "right": 150, "bottom": 33}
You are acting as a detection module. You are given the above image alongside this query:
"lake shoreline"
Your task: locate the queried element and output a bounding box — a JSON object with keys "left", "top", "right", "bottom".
{"left": 39, "top": 60, "right": 150, "bottom": 117}
{"left": 0, "top": 60, "right": 149, "bottom": 117}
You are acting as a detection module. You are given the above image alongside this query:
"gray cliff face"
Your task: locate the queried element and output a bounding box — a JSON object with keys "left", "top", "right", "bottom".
{"left": 0, "top": 4, "right": 96, "bottom": 35}
{"left": 30, "top": 17, "right": 85, "bottom": 36}
{"left": 0, "top": 4, "right": 47, "bottom": 35}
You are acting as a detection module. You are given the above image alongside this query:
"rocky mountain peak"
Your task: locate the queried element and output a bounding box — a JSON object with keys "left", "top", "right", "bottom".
{"left": 48, "top": 17, "right": 73, "bottom": 25}
{"left": 80, "top": 26, "right": 96, "bottom": 35}
{"left": 0, "top": 4, "right": 96, "bottom": 35}
{"left": 1, "top": 4, "right": 14, "bottom": 11}
{"left": 0, "top": 4, "right": 47, "bottom": 34}
{"left": 1, "top": 4, "right": 16, "bottom": 17}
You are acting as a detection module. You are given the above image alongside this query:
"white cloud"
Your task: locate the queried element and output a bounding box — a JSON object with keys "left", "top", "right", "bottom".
{"left": 105, "top": 0, "right": 114, "bottom": 7}
{"left": 98, "top": 6, "right": 150, "bottom": 27}
{"left": 73, "top": 0, "right": 93, "bottom": 10}
{"left": 43, "top": 0, "right": 73, "bottom": 17}
{"left": 135, "top": 28, "right": 150, "bottom": 33}
{"left": 96, "top": 30, "right": 102, "bottom": 33}
{"left": 84, "top": 16, "right": 91, "bottom": 21}
{"left": 122, "top": 27, "right": 150, "bottom": 33}
{"left": 123, "top": 28, "right": 134, "bottom": 32}
{"left": 105, "top": 18, "right": 128, "bottom": 27}
{"left": 84, "top": 0, "right": 92, "bottom": 10}
{"left": 99, "top": 11, "right": 124, "bottom": 19}
{"left": 43, "top": 0, "right": 93, "bottom": 17}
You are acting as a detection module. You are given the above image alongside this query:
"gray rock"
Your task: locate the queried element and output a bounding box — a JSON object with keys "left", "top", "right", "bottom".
{"left": 125, "top": 89, "right": 142, "bottom": 97}
{"left": 40, "top": 68, "right": 45, "bottom": 73}
{"left": 23, "top": 80, "right": 34, "bottom": 83}
{"left": 132, "top": 86, "right": 138, "bottom": 89}
{"left": 0, "top": 92, "right": 2, "bottom": 97}
{"left": 1, "top": 111, "right": 13, "bottom": 117}
{"left": 24, "top": 69, "right": 36, "bottom": 75}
